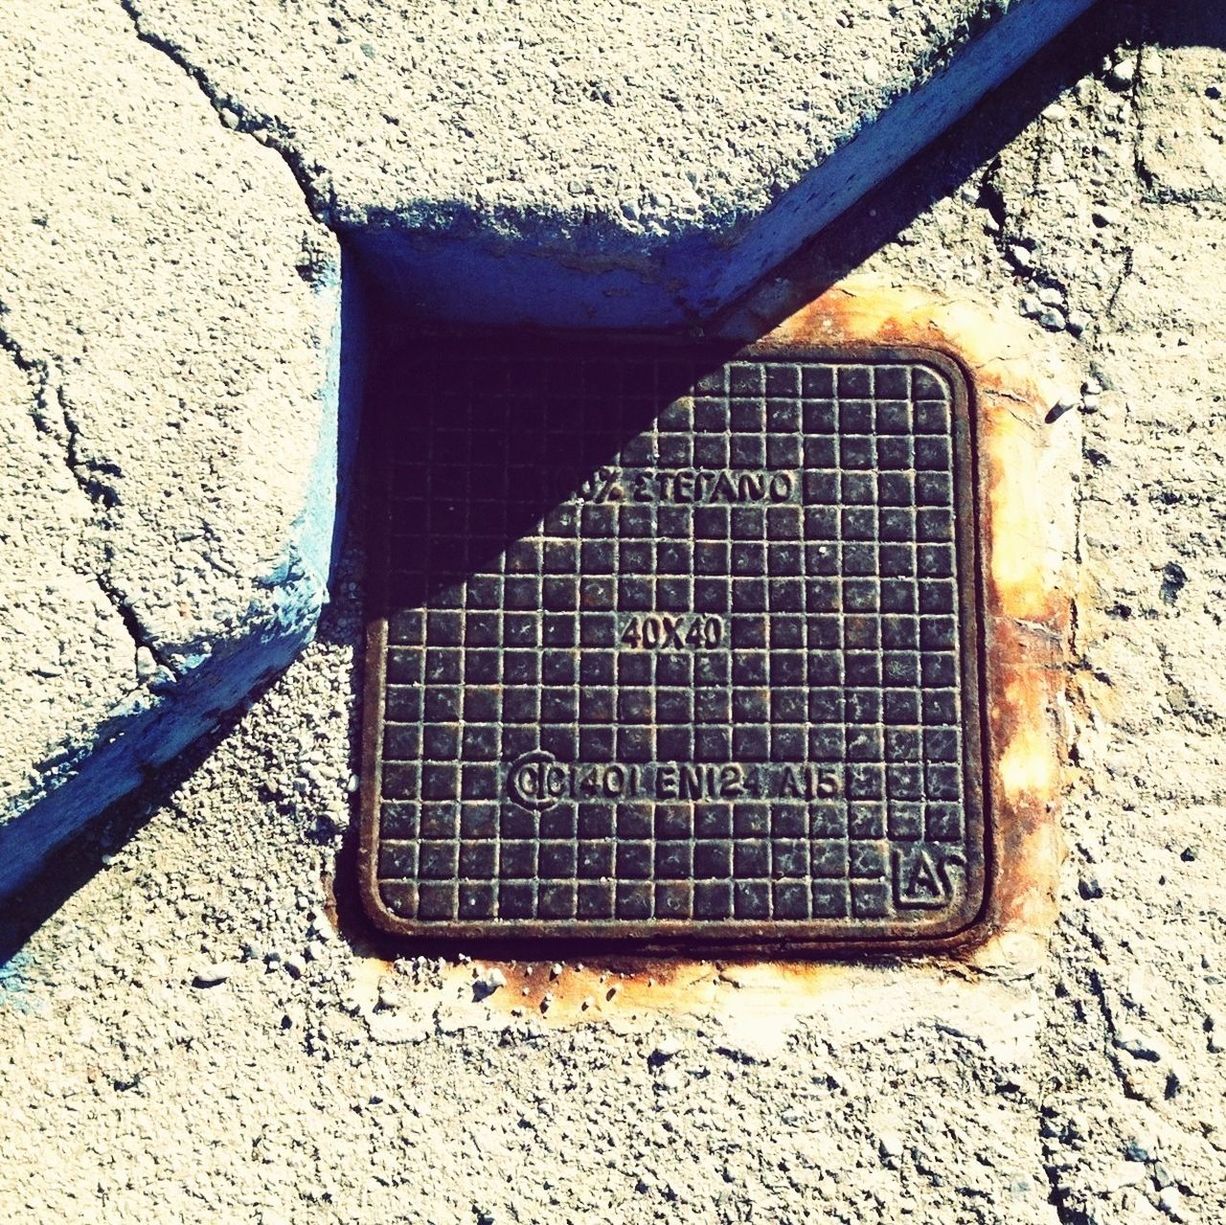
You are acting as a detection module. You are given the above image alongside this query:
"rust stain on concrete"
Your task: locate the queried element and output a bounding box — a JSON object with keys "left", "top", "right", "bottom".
{"left": 728, "top": 277, "right": 1078, "bottom": 974}
{"left": 350, "top": 277, "right": 1078, "bottom": 1023}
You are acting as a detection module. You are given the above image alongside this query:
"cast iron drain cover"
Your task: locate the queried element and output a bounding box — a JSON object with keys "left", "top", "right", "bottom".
{"left": 360, "top": 338, "right": 986, "bottom": 948}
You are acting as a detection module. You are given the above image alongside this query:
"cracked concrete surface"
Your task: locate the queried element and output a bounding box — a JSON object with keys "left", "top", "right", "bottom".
{"left": 0, "top": 324, "right": 173, "bottom": 678}
{"left": 117, "top": 0, "right": 1029, "bottom": 228}
{"left": 120, "top": 0, "right": 1094, "bottom": 323}
{"left": 0, "top": 0, "right": 1087, "bottom": 892}
{"left": 0, "top": 0, "right": 341, "bottom": 887}
{"left": 0, "top": 342, "right": 132, "bottom": 808}
{"left": 1, "top": 0, "right": 339, "bottom": 662}
{"left": 3, "top": 2, "right": 1226, "bottom": 1223}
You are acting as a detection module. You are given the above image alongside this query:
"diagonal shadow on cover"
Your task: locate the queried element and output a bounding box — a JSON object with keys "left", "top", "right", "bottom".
{"left": 6, "top": 0, "right": 1210, "bottom": 966}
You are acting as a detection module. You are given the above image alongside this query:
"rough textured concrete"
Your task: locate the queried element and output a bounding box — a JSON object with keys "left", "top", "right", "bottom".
{"left": 123, "top": 0, "right": 1094, "bottom": 324}
{"left": 0, "top": 0, "right": 1087, "bottom": 893}
{"left": 0, "top": 0, "right": 342, "bottom": 890}
{"left": 4, "top": 2, "right": 1226, "bottom": 1224}
{"left": 0, "top": 351, "right": 132, "bottom": 819}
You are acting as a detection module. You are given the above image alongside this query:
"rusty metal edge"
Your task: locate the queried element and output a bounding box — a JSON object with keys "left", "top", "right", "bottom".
{"left": 355, "top": 334, "right": 996, "bottom": 956}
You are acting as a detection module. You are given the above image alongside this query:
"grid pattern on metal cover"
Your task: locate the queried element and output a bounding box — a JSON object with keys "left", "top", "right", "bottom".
{"left": 367, "top": 344, "right": 984, "bottom": 938}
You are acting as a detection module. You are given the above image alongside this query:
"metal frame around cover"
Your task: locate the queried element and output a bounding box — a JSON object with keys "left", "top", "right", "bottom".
{"left": 356, "top": 337, "right": 989, "bottom": 954}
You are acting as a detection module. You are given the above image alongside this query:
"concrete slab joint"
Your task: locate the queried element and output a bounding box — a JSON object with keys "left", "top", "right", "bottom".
{"left": 1, "top": 0, "right": 1093, "bottom": 897}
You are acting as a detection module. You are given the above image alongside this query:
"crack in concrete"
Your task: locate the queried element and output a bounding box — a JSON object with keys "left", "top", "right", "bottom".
{"left": 1040, "top": 1138, "right": 1090, "bottom": 1225}
{"left": 0, "top": 311, "right": 61, "bottom": 443}
{"left": 1068, "top": 456, "right": 1085, "bottom": 661}
{"left": 1034, "top": 917, "right": 1143, "bottom": 1224}
{"left": 1074, "top": 918, "right": 1180, "bottom": 1111}
{"left": 0, "top": 310, "right": 171, "bottom": 679}
{"left": 1104, "top": 31, "right": 1146, "bottom": 317}
{"left": 55, "top": 386, "right": 121, "bottom": 511}
{"left": 976, "top": 138, "right": 1080, "bottom": 336}
{"left": 117, "top": 0, "right": 336, "bottom": 228}
{"left": 1103, "top": 247, "right": 1135, "bottom": 319}
{"left": 977, "top": 154, "right": 1070, "bottom": 306}
{"left": 1125, "top": 17, "right": 1152, "bottom": 199}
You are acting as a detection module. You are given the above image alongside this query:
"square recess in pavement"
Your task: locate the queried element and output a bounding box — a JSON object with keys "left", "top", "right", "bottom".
{"left": 359, "top": 337, "right": 987, "bottom": 949}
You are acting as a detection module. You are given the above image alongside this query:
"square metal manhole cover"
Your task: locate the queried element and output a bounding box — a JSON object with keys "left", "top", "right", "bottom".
{"left": 359, "top": 338, "right": 987, "bottom": 949}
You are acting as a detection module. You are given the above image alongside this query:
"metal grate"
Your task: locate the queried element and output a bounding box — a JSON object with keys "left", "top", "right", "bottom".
{"left": 360, "top": 339, "right": 986, "bottom": 946}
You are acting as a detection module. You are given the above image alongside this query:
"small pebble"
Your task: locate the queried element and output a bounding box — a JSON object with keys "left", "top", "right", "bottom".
{"left": 1124, "top": 1135, "right": 1154, "bottom": 1162}
{"left": 1100, "top": 1160, "right": 1147, "bottom": 1192}
{"left": 135, "top": 646, "right": 158, "bottom": 683}
{"left": 1114, "top": 1027, "right": 1165, "bottom": 1061}
{"left": 878, "top": 1129, "right": 905, "bottom": 1168}
{"left": 191, "top": 962, "right": 234, "bottom": 988}
{"left": 1158, "top": 1188, "right": 1186, "bottom": 1221}
{"left": 1206, "top": 1012, "right": 1224, "bottom": 1053}
{"left": 1021, "top": 294, "right": 1066, "bottom": 332}
{"left": 653, "top": 1036, "right": 683, "bottom": 1061}
{"left": 1079, "top": 875, "right": 1104, "bottom": 900}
